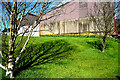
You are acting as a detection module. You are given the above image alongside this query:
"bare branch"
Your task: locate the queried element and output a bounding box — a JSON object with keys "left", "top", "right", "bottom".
{"left": 17, "top": 2, "right": 31, "bottom": 14}
{"left": 17, "top": 2, "right": 38, "bottom": 31}
{"left": 2, "top": 2, "right": 11, "bottom": 14}
{"left": 0, "top": 50, "right": 3, "bottom": 59}
{"left": 15, "top": 2, "right": 46, "bottom": 51}
{"left": 24, "top": 2, "right": 38, "bottom": 16}
{"left": 15, "top": 24, "right": 34, "bottom": 63}
{"left": 0, "top": 19, "right": 9, "bottom": 34}
{"left": 15, "top": 25, "right": 31, "bottom": 48}
{"left": 0, "top": 64, "right": 7, "bottom": 71}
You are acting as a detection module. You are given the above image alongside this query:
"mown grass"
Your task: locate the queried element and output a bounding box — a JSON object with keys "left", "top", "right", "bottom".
{"left": 1, "top": 36, "right": 119, "bottom": 78}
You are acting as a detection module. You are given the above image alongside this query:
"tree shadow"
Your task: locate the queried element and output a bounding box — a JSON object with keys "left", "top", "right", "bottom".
{"left": 86, "top": 40, "right": 103, "bottom": 51}
{"left": 14, "top": 39, "right": 74, "bottom": 77}
{"left": 86, "top": 40, "right": 114, "bottom": 51}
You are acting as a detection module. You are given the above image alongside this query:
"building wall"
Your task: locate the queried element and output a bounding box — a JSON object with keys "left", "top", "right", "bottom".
{"left": 40, "top": 17, "right": 95, "bottom": 35}
{"left": 39, "top": 1, "right": 96, "bottom": 35}
{"left": 16, "top": 1, "right": 117, "bottom": 36}
{"left": 41, "top": 2, "right": 93, "bottom": 23}
{"left": 18, "top": 1, "right": 95, "bottom": 36}
{"left": 18, "top": 1, "right": 97, "bottom": 36}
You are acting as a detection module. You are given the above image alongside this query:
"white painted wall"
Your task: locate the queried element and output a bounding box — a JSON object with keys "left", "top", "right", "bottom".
{"left": 18, "top": 24, "right": 39, "bottom": 36}
{"left": 31, "top": 24, "right": 39, "bottom": 36}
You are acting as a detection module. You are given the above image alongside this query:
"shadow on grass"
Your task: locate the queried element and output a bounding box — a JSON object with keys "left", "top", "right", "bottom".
{"left": 14, "top": 39, "right": 74, "bottom": 77}
{"left": 86, "top": 40, "right": 114, "bottom": 51}
{"left": 86, "top": 40, "right": 103, "bottom": 51}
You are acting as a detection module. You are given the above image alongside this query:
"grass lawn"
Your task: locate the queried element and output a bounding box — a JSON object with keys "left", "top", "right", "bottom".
{"left": 1, "top": 36, "right": 119, "bottom": 78}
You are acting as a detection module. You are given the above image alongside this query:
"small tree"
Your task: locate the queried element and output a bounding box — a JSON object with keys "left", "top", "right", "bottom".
{"left": 89, "top": 2, "right": 119, "bottom": 52}
{"left": 0, "top": 0, "right": 61, "bottom": 78}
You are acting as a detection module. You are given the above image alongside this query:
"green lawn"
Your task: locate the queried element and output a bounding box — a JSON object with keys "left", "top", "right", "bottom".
{"left": 1, "top": 36, "right": 119, "bottom": 78}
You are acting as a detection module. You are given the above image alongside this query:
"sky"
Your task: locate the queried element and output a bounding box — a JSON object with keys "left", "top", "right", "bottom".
{"left": 0, "top": 1, "right": 2, "bottom": 31}
{"left": 114, "top": 0, "right": 120, "bottom": 19}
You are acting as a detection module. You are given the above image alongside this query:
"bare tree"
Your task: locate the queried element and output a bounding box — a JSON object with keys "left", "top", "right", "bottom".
{"left": 0, "top": 0, "right": 62, "bottom": 78}
{"left": 89, "top": 2, "right": 119, "bottom": 52}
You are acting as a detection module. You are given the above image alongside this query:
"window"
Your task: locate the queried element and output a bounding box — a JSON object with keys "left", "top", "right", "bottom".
{"left": 79, "top": 2, "right": 88, "bottom": 9}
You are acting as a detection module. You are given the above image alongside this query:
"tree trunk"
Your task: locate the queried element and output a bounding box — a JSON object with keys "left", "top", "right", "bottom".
{"left": 6, "top": 54, "right": 15, "bottom": 78}
{"left": 6, "top": 34, "right": 15, "bottom": 78}
{"left": 6, "top": 2, "right": 17, "bottom": 77}
{"left": 102, "top": 36, "right": 106, "bottom": 53}
{"left": 6, "top": 36, "right": 15, "bottom": 78}
{"left": 102, "top": 42, "right": 105, "bottom": 52}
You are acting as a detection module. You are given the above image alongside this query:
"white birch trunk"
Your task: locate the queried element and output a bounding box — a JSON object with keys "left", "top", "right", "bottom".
{"left": 6, "top": 55, "right": 15, "bottom": 78}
